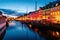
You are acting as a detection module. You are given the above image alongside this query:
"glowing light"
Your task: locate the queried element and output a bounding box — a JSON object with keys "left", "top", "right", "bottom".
{"left": 29, "top": 24, "right": 32, "bottom": 28}
{"left": 14, "top": 6, "right": 60, "bottom": 24}
{"left": 53, "top": 32, "right": 55, "bottom": 36}
{"left": 42, "top": 16, "right": 45, "bottom": 19}
{"left": 56, "top": 3, "right": 59, "bottom": 6}
{"left": 56, "top": 32, "right": 59, "bottom": 36}
{"left": 55, "top": 15, "right": 60, "bottom": 21}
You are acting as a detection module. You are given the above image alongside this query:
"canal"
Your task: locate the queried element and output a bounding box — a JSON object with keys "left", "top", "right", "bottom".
{"left": 3, "top": 21, "right": 45, "bottom": 40}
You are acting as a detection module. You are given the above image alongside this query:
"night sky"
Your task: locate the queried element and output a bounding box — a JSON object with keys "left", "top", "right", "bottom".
{"left": 0, "top": 0, "right": 56, "bottom": 12}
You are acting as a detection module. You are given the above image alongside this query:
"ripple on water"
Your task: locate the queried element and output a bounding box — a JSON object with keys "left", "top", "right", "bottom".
{"left": 3, "top": 21, "right": 45, "bottom": 40}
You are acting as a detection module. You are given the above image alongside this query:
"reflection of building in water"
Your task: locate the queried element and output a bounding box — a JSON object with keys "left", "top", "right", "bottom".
{"left": 15, "top": 0, "right": 60, "bottom": 40}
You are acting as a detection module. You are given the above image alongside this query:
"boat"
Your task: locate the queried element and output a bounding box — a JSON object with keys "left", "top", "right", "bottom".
{"left": 0, "top": 11, "right": 6, "bottom": 40}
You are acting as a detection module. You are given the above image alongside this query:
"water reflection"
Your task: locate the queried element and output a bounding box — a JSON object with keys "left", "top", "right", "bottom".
{"left": 3, "top": 21, "right": 45, "bottom": 40}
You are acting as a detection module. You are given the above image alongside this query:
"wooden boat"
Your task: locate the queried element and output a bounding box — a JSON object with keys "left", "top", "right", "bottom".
{"left": 0, "top": 11, "right": 6, "bottom": 40}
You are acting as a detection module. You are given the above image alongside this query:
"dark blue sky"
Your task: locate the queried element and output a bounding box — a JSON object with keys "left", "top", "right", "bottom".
{"left": 0, "top": 0, "right": 56, "bottom": 12}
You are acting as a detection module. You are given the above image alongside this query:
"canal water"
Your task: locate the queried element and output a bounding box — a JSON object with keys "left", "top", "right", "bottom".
{"left": 3, "top": 21, "right": 45, "bottom": 40}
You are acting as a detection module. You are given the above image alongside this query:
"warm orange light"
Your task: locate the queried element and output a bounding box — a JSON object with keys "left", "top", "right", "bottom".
{"left": 56, "top": 32, "right": 59, "bottom": 36}
{"left": 34, "top": 28, "right": 38, "bottom": 32}
{"left": 14, "top": 6, "right": 60, "bottom": 24}
{"left": 43, "top": 16, "right": 45, "bottom": 19}
{"left": 52, "top": 31, "right": 55, "bottom": 36}
{"left": 55, "top": 15, "right": 60, "bottom": 20}
{"left": 29, "top": 24, "right": 32, "bottom": 28}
